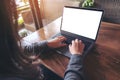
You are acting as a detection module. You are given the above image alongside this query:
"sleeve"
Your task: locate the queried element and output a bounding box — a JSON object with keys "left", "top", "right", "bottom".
{"left": 0, "top": 77, "right": 24, "bottom": 80}
{"left": 64, "top": 54, "right": 84, "bottom": 80}
{"left": 23, "top": 40, "right": 50, "bottom": 56}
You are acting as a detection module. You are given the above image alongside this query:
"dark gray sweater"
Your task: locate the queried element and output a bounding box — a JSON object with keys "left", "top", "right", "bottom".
{"left": 64, "top": 54, "right": 84, "bottom": 80}
{"left": 0, "top": 41, "right": 84, "bottom": 80}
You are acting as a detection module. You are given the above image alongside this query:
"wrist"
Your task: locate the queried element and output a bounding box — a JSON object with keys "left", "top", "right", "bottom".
{"left": 47, "top": 41, "right": 51, "bottom": 47}
{"left": 70, "top": 54, "right": 83, "bottom": 64}
{"left": 47, "top": 40, "right": 53, "bottom": 48}
{"left": 71, "top": 52, "right": 83, "bottom": 56}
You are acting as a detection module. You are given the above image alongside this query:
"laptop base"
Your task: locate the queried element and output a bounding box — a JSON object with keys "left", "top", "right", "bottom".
{"left": 51, "top": 33, "right": 94, "bottom": 58}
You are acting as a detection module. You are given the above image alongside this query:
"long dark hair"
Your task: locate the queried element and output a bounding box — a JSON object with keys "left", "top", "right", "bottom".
{"left": 0, "top": 0, "right": 42, "bottom": 79}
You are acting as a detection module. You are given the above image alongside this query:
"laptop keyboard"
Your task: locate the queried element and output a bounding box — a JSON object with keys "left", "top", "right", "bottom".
{"left": 65, "top": 35, "right": 92, "bottom": 51}
{"left": 52, "top": 33, "right": 92, "bottom": 50}
{"left": 51, "top": 33, "right": 92, "bottom": 57}
{"left": 82, "top": 40, "right": 92, "bottom": 51}
{"left": 63, "top": 34, "right": 75, "bottom": 44}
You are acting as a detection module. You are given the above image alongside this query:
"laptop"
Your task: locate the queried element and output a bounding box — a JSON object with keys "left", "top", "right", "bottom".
{"left": 52, "top": 6, "right": 104, "bottom": 58}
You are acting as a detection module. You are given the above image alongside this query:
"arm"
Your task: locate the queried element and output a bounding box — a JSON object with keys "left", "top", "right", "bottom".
{"left": 64, "top": 54, "right": 84, "bottom": 80}
{"left": 23, "top": 36, "right": 66, "bottom": 55}
{"left": 23, "top": 40, "right": 49, "bottom": 55}
{"left": 0, "top": 77, "right": 24, "bottom": 80}
{"left": 64, "top": 39, "right": 85, "bottom": 80}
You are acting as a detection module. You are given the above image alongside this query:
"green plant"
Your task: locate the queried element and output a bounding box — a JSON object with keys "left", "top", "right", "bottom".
{"left": 17, "top": 16, "right": 24, "bottom": 30}
{"left": 70, "top": 0, "right": 82, "bottom": 1}
{"left": 18, "top": 16, "right": 24, "bottom": 25}
{"left": 18, "top": 29, "right": 28, "bottom": 37}
{"left": 82, "top": 0, "right": 94, "bottom": 8}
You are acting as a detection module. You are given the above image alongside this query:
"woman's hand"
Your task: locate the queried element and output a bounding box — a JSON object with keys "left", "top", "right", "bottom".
{"left": 69, "top": 39, "right": 85, "bottom": 55}
{"left": 47, "top": 36, "right": 67, "bottom": 48}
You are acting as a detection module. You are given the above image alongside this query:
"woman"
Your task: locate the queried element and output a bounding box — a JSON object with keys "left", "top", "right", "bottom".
{"left": 0, "top": 0, "right": 85, "bottom": 80}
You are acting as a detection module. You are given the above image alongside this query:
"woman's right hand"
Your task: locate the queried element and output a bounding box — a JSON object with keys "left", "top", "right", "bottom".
{"left": 69, "top": 39, "right": 85, "bottom": 55}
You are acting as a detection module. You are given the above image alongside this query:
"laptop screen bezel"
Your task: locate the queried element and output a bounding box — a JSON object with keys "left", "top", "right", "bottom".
{"left": 60, "top": 6, "right": 104, "bottom": 42}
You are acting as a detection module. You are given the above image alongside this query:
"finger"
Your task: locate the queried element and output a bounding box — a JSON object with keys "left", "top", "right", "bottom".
{"left": 75, "top": 39, "right": 79, "bottom": 47}
{"left": 72, "top": 40, "right": 75, "bottom": 44}
{"left": 60, "top": 43, "right": 67, "bottom": 47}
{"left": 75, "top": 39, "right": 79, "bottom": 42}
{"left": 79, "top": 40, "right": 83, "bottom": 45}
{"left": 79, "top": 40, "right": 85, "bottom": 49}
{"left": 58, "top": 36, "right": 67, "bottom": 42}
{"left": 82, "top": 43, "right": 85, "bottom": 48}
{"left": 79, "top": 40, "right": 82, "bottom": 43}
{"left": 80, "top": 40, "right": 84, "bottom": 46}
{"left": 69, "top": 44, "right": 72, "bottom": 49}
{"left": 61, "top": 37, "right": 67, "bottom": 41}
{"left": 56, "top": 36, "right": 63, "bottom": 40}
{"left": 57, "top": 36, "right": 66, "bottom": 39}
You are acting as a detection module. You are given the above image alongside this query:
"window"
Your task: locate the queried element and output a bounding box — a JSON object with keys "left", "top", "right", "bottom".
{"left": 15, "top": 0, "right": 42, "bottom": 38}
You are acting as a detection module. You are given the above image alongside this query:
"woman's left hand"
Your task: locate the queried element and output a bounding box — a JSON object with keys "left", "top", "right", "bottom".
{"left": 47, "top": 36, "right": 67, "bottom": 48}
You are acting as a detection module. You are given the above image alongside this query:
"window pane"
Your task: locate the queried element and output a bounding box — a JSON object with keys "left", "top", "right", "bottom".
{"left": 15, "top": 0, "right": 41, "bottom": 38}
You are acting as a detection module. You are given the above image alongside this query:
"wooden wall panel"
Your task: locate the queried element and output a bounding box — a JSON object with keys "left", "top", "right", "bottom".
{"left": 40, "top": 0, "right": 79, "bottom": 24}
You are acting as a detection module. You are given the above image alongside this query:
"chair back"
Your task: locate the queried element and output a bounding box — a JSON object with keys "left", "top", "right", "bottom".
{"left": 94, "top": 0, "right": 120, "bottom": 24}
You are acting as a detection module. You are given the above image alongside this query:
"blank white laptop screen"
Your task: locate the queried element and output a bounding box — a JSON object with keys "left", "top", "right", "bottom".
{"left": 61, "top": 7, "right": 103, "bottom": 40}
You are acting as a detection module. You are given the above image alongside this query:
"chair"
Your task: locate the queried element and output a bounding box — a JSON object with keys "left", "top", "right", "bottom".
{"left": 94, "top": 0, "right": 120, "bottom": 24}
